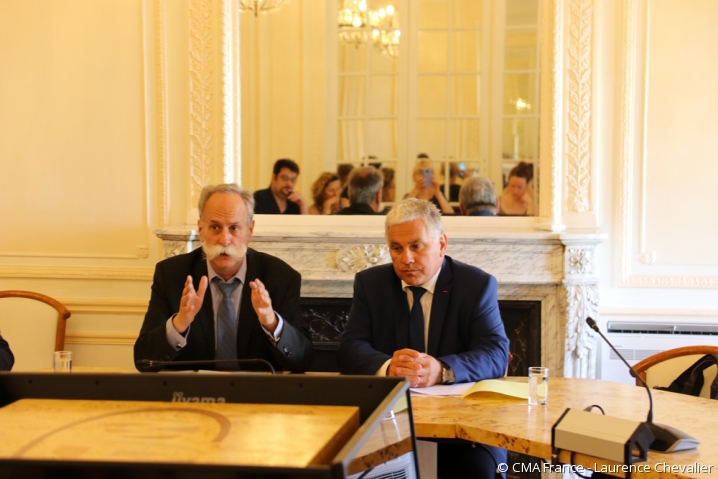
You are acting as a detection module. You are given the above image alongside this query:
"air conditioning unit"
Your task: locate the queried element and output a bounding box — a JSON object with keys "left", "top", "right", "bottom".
{"left": 597, "top": 318, "right": 718, "bottom": 386}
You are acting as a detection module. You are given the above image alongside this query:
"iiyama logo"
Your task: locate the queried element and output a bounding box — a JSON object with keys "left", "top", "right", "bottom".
{"left": 172, "top": 391, "right": 226, "bottom": 403}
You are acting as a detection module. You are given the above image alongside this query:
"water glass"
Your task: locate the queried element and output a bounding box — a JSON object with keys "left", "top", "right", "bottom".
{"left": 54, "top": 351, "right": 72, "bottom": 372}
{"left": 528, "top": 366, "right": 548, "bottom": 405}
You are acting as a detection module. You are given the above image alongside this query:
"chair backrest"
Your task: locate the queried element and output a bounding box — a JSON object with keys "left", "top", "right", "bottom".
{"left": 632, "top": 346, "right": 718, "bottom": 399}
{"left": 0, "top": 291, "right": 70, "bottom": 371}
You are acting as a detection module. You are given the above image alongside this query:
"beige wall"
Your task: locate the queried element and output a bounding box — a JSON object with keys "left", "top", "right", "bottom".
{"left": 0, "top": 0, "right": 205, "bottom": 368}
{"left": 594, "top": 0, "right": 718, "bottom": 327}
{"left": 1, "top": 0, "right": 717, "bottom": 369}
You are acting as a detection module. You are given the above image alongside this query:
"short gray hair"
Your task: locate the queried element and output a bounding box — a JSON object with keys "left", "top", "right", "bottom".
{"left": 348, "top": 166, "right": 383, "bottom": 205}
{"left": 198, "top": 183, "right": 255, "bottom": 222}
{"left": 459, "top": 177, "right": 497, "bottom": 215}
{"left": 385, "top": 198, "right": 443, "bottom": 240}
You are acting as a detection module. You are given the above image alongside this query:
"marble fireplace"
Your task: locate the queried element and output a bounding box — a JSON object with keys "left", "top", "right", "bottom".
{"left": 155, "top": 215, "right": 604, "bottom": 379}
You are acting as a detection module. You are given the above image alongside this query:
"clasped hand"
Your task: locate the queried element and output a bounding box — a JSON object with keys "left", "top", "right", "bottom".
{"left": 172, "top": 276, "right": 278, "bottom": 334}
{"left": 387, "top": 348, "right": 443, "bottom": 388}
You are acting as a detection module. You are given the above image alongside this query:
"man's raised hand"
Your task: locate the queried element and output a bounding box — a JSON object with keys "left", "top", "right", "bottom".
{"left": 172, "top": 275, "right": 208, "bottom": 333}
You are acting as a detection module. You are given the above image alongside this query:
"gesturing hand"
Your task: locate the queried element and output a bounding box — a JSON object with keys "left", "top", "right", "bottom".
{"left": 173, "top": 275, "right": 208, "bottom": 333}
{"left": 249, "top": 278, "right": 278, "bottom": 333}
{"left": 387, "top": 348, "right": 443, "bottom": 388}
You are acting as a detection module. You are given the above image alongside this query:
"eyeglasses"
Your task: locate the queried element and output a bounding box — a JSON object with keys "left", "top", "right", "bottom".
{"left": 278, "top": 174, "right": 297, "bottom": 184}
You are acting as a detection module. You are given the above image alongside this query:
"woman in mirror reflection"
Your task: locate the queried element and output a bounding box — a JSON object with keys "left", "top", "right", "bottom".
{"left": 309, "top": 172, "right": 342, "bottom": 215}
{"left": 498, "top": 162, "right": 536, "bottom": 216}
{"left": 404, "top": 157, "right": 454, "bottom": 215}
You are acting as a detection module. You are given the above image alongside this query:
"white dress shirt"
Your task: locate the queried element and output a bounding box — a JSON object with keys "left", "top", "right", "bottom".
{"left": 376, "top": 266, "right": 442, "bottom": 375}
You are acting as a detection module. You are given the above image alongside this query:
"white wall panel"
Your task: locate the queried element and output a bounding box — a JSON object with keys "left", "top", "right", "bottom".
{"left": 0, "top": 0, "right": 151, "bottom": 258}
{"left": 642, "top": 0, "right": 718, "bottom": 267}
{"left": 615, "top": 0, "right": 718, "bottom": 288}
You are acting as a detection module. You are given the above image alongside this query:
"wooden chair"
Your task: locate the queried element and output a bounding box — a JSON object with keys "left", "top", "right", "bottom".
{"left": 0, "top": 290, "right": 71, "bottom": 371}
{"left": 632, "top": 345, "right": 718, "bottom": 398}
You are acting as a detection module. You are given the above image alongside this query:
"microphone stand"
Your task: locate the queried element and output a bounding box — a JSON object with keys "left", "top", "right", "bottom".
{"left": 586, "top": 317, "right": 696, "bottom": 452}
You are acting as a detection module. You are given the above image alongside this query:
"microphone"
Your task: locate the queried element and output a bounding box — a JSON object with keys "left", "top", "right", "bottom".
{"left": 586, "top": 317, "right": 698, "bottom": 452}
{"left": 136, "top": 358, "right": 276, "bottom": 375}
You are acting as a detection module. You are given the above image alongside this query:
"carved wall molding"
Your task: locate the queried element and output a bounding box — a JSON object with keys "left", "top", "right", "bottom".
{"left": 0, "top": 266, "right": 153, "bottom": 281}
{"left": 616, "top": 0, "right": 718, "bottom": 289}
{"left": 65, "top": 331, "right": 137, "bottom": 346}
{"left": 0, "top": 246, "right": 151, "bottom": 260}
{"left": 335, "top": 245, "right": 390, "bottom": 273}
{"left": 162, "top": 240, "right": 195, "bottom": 259}
{"left": 189, "top": 0, "right": 214, "bottom": 204}
{"left": 566, "top": 0, "right": 592, "bottom": 213}
{"left": 562, "top": 283, "right": 599, "bottom": 378}
{"left": 565, "top": 246, "right": 595, "bottom": 277}
{"left": 60, "top": 299, "right": 147, "bottom": 315}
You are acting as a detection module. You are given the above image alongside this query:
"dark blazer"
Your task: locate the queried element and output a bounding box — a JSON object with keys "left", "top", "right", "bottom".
{"left": 334, "top": 203, "right": 379, "bottom": 215}
{"left": 134, "top": 248, "right": 312, "bottom": 372}
{"left": 338, "top": 256, "right": 509, "bottom": 468}
{"left": 253, "top": 188, "right": 300, "bottom": 215}
{"left": 0, "top": 334, "right": 14, "bottom": 371}
{"left": 338, "top": 256, "right": 509, "bottom": 381}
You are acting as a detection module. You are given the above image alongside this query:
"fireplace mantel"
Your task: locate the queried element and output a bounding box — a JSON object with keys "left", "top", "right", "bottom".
{"left": 155, "top": 216, "right": 605, "bottom": 379}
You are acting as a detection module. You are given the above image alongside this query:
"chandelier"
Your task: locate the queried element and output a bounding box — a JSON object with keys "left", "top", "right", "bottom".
{"left": 239, "top": 0, "right": 289, "bottom": 17}
{"left": 369, "top": 5, "right": 400, "bottom": 59}
{"left": 338, "top": 0, "right": 369, "bottom": 47}
{"left": 338, "top": 1, "right": 400, "bottom": 58}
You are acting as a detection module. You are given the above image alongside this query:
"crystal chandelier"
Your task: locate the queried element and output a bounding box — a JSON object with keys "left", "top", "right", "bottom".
{"left": 239, "top": 0, "right": 289, "bottom": 17}
{"left": 338, "top": 0, "right": 369, "bottom": 47}
{"left": 370, "top": 5, "right": 400, "bottom": 59}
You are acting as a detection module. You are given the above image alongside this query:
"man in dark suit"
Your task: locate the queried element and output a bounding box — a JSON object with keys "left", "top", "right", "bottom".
{"left": 338, "top": 198, "right": 509, "bottom": 479}
{"left": 334, "top": 166, "right": 382, "bottom": 216}
{"left": 0, "top": 333, "right": 14, "bottom": 371}
{"left": 459, "top": 176, "right": 498, "bottom": 216}
{"left": 135, "top": 184, "right": 312, "bottom": 373}
{"left": 253, "top": 159, "right": 309, "bottom": 215}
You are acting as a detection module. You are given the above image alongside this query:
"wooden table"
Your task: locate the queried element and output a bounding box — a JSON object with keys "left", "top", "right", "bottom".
{"left": 0, "top": 398, "right": 360, "bottom": 468}
{"left": 411, "top": 377, "right": 718, "bottom": 479}
{"left": 0, "top": 371, "right": 416, "bottom": 478}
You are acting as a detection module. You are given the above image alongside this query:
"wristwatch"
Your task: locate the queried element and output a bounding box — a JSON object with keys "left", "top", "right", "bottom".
{"left": 440, "top": 361, "right": 455, "bottom": 385}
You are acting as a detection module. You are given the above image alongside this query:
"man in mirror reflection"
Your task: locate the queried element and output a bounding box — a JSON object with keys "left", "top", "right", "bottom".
{"left": 134, "top": 184, "right": 312, "bottom": 373}
{"left": 253, "top": 159, "right": 309, "bottom": 215}
{"left": 334, "top": 166, "right": 383, "bottom": 216}
{"left": 459, "top": 176, "right": 498, "bottom": 217}
{"left": 339, "top": 198, "right": 509, "bottom": 479}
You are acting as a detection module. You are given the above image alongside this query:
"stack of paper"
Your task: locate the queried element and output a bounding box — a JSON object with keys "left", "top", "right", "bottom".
{"left": 411, "top": 379, "right": 529, "bottom": 400}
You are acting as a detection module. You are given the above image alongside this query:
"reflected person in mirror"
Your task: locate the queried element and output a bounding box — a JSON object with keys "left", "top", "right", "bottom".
{"left": 334, "top": 166, "right": 383, "bottom": 215}
{"left": 309, "top": 172, "right": 342, "bottom": 215}
{"left": 404, "top": 157, "right": 454, "bottom": 215}
{"left": 459, "top": 176, "right": 498, "bottom": 216}
{"left": 338, "top": 198, "right": 509, "bottom": 479}
{"left": 498, "top": 161, "right": 535, "bottom": 216}
{"left": 134, "top": 184, "right": 312, "bottom": 373}
{"left": 0, "top": 333, "right": 14, "bottom": 371}
{"left": 253, "top": 159, "right": 309, "bottom": 215}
